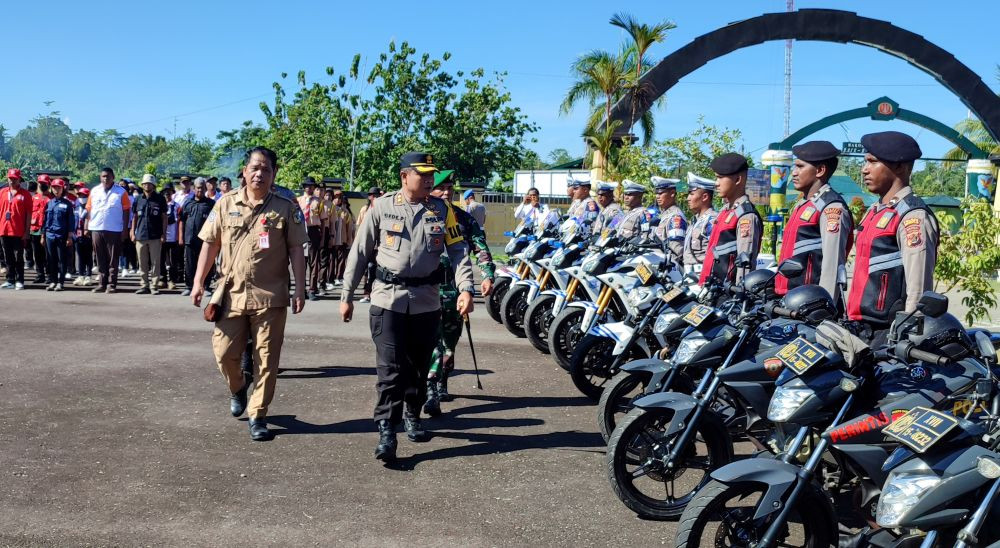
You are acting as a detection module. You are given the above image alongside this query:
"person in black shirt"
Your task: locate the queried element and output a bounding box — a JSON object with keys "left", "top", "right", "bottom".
{"left": 131, "top": 174, "right": 168, "bottom": 295}
{"left": 178, "top": 179, "right": 215, "bottom": 296}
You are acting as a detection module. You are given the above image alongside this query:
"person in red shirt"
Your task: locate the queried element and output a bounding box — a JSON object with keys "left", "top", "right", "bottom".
{"left": 29, "top": 175, "right": 52, "bottom": 284}
{"left": 0, "top": 169, "right": 34, "bottom": 289}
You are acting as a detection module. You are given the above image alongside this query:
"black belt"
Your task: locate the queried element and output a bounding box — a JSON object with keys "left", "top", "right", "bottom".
{"left": 375, "top": 265, "right": 445, "bottom": 287}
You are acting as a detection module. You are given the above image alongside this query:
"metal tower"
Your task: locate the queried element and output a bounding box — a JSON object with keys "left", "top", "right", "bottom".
{"left": 783, "top": 0, "right": 794, "bottom": 138}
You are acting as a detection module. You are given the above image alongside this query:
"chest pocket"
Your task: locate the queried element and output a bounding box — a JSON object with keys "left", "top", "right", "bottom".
{"left": 382, "top": 227, "right": 403, "bottom": 251}
{"left": 425, "top": 223, "right": 445, "bottom": 252}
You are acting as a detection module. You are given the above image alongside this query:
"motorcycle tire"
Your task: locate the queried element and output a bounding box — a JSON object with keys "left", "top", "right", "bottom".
{"left": 524, "top": 293, "right": 556, "bottom": 354}
{"left": 500, "top": 284, "right": 531, "bottom": 338}
{"left": 569, "top": 334, "right": 646, "bottom": 400}
{"left": 673, "top": 479, "right": 835, "bottom": 547}
{"left": 607, "top": 407, "right": 732, "bottom": 520}
{"left": 487, "top": 277, "right": 511, "bottom": 324}
{"left": 547, "top": 307, "right": 586, "bottom": 371}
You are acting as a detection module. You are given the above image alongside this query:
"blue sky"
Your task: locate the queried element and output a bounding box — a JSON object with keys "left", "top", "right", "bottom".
{"left": 4, "top": 0, "right": 997, "bottom": 166}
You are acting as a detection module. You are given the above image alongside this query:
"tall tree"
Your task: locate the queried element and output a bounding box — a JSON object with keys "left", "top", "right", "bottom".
{"left": 610, "top": 12, "right": 675, "bottom": 135}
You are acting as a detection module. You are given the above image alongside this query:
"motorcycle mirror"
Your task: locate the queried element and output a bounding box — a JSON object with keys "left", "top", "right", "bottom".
{"left": 777, "top": 258, "right": 805, "bottom": 279}
{"left": 917, "top": 291, "right": 948, "bottom": 318}
{"left": 975, "top": 331, "right": 997, "bottom": 362}
{"left": 504, "top": 231, "right": 514, "bottom": 237}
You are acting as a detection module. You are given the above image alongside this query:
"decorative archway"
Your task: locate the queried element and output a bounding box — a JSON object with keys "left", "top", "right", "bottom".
{"left": 768, "top": 97, "right": 988, "bottom": 159}
{"left": 603, "top": 9, "right": 1000, "bottom": 144}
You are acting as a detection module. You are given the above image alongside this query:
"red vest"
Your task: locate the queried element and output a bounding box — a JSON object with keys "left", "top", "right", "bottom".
{"left": 846, "top": 193, "right": 933, "bottom": 324}
{"left": 775, "top": 190, "right": 853, "bottom": 295}
{"left": 699, "top": 199, "right": 759, "bottom": 285}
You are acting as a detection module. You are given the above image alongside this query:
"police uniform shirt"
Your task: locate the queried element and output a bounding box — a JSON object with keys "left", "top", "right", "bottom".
{"left": 617, "top": 206, "right": 649, "bottom": 239}
{"left": 683, "top": 207, "right": 717, "bottom": 270}
{"left": 656, "top": 205, "right": 688, "bottom": 263}
{"left": 342, "top": 191, "right": 474, "bottom": 314}
{"left": 727, "top": 195, "right": 762, "bottom": 282}
{"left": 198, "top": 187, "right": 308, "bottom": 312}
{"left": 592, "top": 202, "right": 622, "bottom": 235}
{"left": 792, "top": 184, "right": 853, "bottom": 299}
{"left": 568, "top": 196, "right": 599, "bottom": 227}
{"left": 860, "top": 186, "right": 938, "bottom": 312}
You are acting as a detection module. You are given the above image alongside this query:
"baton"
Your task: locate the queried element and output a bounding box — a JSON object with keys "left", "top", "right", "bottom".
{"left": 463, "top": 315, "right": 483, "bottom": 389}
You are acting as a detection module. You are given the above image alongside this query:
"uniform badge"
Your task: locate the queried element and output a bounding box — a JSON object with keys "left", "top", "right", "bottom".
{"left": 587, "top": 201, "right": 597, "bottom": 212}
{"left": 293, "top": 209, "right": 303, "bottom": 224}
{"left": 875, "top": 211, "right": 895, "bottom": 229}
{"left": 433, "top": 236, "right": 441, "bottom": 247}
{"left": 738, "top": 217, "right": 751, "bottom": 238}
{"left": 824, "top": 209, "right": 841, "bottom": 233}
{"left": 394, "top": 194, "right": 403, "bottom": 205}
{"left": 672, "top": 216, "right": 685, "bottom": 229}
{"left": 799, "top": 207, "right": 816, "bottom": 222}
{"left": 903, "top": 217, "right": 922, "bottom": 248}
{"left": 390, "top": 222, "right": 403, "bottom": 232}
{"left": 430, "top": 225, "right": 442, "bottom": 234}
{"left": 385, "top": 234, "right": 395, "bottom": 246}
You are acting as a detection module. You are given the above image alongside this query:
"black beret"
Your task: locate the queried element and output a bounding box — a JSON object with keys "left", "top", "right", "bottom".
{"left": 861, "top": 131, "right": 922, "bottom": 163}
{"left": 710, "top": 153, "right": 749, "bottom": 176}
{"left": 792, "top": 140, "right": 840, "bottom": 163}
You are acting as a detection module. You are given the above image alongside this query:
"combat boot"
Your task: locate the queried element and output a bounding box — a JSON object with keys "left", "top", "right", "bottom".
{"left": 375, "top": 420, "right": 397, "bottom": 461}
{"left": 439, "top": 375, "right": 454, "bottom": 402}
{"left": 423, "top": 378, "right": 442, "bottom": 417}
{"left": 403, "top": 406, "right": 430, "bottom": 442}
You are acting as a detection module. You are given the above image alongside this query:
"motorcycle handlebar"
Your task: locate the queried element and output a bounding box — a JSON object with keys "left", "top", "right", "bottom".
{"left": 896, "top": 342, "right": 950, "bottom": 366}
{"left": 771, "top": 305, "right": 799, "bottom": 319}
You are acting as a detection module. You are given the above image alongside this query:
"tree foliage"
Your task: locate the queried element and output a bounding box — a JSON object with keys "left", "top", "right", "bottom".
{"left": 934, "top": 197, "right": 1000, "bottom": 325}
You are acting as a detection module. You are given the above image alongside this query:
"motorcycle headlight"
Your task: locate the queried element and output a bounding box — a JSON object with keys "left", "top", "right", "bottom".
{"left": 654, "top": 311, "right": 680, "bottom": 334}
{"left": 504, "top": 240, "right": 516, "bottom": 254}
{"left": 876, "top": 474, "right": 941, "bottom": 528}
{"left": 674, "top": 335, "right": 709, "bottom": 364}
{"left": 627, "top": 287, "right": 651, "bottom": 308}
{"left": 582, "top": 256, "right": 601, "bottom": 274}
{"left": 766, "top": 386, "right": 814, "bottom": 422}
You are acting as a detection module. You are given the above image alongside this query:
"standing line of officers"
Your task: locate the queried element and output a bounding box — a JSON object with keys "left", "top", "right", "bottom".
{"left": 514, "top": 130, "right": 937, "bottom": 337}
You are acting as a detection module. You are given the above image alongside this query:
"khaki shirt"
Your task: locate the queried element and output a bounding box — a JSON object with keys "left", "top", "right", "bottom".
{"left": 342, "top": 191, "right": 474, "bottom": 314}
{"left": 199, "top": 187, "right": 308, "bottom": 312}
{"left": 794, "top": 184, "right": 853, "bottom": 302}
{"left": 656, "top": 205, "right": 688, "bottom": 265}
{"left": 683, "top": 207, "right": 717, "bottom": 271}
{"left": 865, "top": 186, "right": 939, "bottom": 312}
{"left": 329, "top": 205, "right": 354, "bottom": 247}
{"left": 298, "top": 195, "right": 323, "bottom": 227}
{"left": 724, "top": 195, "right": 762, "bottom": 283}
{"left": 592, "top": 202, "right": 623, "bottom": 235}
{"left": 465, "top": 200, "right": 486, "bottom": 228}
{"left": 617, "top": 205, "right": 649, "bottom": 239}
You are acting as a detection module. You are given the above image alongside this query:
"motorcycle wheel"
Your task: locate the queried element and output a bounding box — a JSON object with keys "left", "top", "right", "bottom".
{"left": 524, "top": 293, "right": 556, "bottom": 353}
{"left": 673, "top": 479, "right": 835, "bottom": 547}
{"left": 500, "top": 284, "right": 531, "bottom": 338}
{"left": 607, "top": 407, "right": 731, "bottom": 520}
{"left": 547, "top": 307, "right": 585, "bottom": 371}
{"left": 487, "top": 277, "right": 510, "bottom": 323}
{"left": 597, "top": 371, "right": 650, "bottom": 443}
{"left": 569, "top": 334, "right": 645, "bottom": 400}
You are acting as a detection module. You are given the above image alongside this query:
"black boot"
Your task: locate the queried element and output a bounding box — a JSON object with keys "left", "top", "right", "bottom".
{"left": 375, "top": 420, "right": 397, "bottom": 461}
{"left": 439, "top": 374, "right": 454, "bottom": 402}
{"left": 249, "top": 418, "right": 272, "bottom": 441}
{"left": 230, "top": 379, "right": 250, "bottom": 417}
{"left": 423, "top": 378, "right": 442, "bottom": 417}
{"left": 403, "top": 407, "right": 430, "bottom": 442}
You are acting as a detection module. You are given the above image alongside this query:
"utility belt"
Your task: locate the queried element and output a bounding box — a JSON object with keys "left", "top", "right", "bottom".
{"left": 375, "top": 265, "right": 445, "bottom": 287}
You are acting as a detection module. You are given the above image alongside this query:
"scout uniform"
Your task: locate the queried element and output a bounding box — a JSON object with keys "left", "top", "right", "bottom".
{"left": 591, "top": 182, "right": 624, "bottom": 236}
{"left": 341, "top": 152, "right": 474, "bottom": 460}
{"left": 424, "top": 170, "right": 496, "bottom": 416}
{"left": 699, "top": 153, "right": 762, "bottom": 285}
{"left": 683, "top": 178, "right": 718, "bottom": 273}
{"left": 847, "top": 131, "right": 938, "bottom": 325}
{"left": 297, "top": 177, "right": 323, "bottom": 297}
{"left": 199, "top": 186, "right": 308, "bottom": 431}
{"left": 328, "top": 194, "right": 354, "bottom": 284}
{"left": 615, "top": 181, "right": 651, "bottom": 239}
{"left": 774, "top": 141, "right": 854, "bottom": 303}
{"left": 651, "top": 177, "right": 688, "bottom": 265}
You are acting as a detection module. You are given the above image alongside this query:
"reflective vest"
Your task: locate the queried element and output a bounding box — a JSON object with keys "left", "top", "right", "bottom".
{"left": 699, "top": 200, "right": 759, "bottom": 285}
{"left": 846, "top": 193, "right": 934, "bottom": 324}
{"left": 775, "top": 190, "right": 853, "bottom": 295}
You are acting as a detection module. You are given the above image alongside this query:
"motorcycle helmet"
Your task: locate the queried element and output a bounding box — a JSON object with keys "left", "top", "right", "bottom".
{"left": 908, "top": 312, "right": 974, "bottom": 361}
{"left": 741, "top": 269, "right": 777, "bottom": 297}
{"left": 782, "top": 285, "right": 837, "bottom": 323}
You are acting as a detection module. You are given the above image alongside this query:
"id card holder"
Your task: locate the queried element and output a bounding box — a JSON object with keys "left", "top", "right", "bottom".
{"left": 259, "top": 232, "right": 270, "bottom": 249}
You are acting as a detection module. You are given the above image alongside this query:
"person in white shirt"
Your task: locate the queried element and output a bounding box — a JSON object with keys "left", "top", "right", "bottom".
{"left": 514, "top": 187, "right": 545, "bottom": 226}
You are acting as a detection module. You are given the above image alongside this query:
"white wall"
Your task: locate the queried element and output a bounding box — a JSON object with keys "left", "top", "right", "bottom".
{"left": 513, "top": 170, "right": 592, "bottom": 197}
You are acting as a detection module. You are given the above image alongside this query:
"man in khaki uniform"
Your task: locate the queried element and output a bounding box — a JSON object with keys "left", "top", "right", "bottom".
{"left": 340, "top": 151, "right": 474, "bottom": 463}
{"left": 191, "top": 146, "right": 308, "bottom": 441}
{"left": 297, "top": 177, "right": 323, "bottom": 300}
{"left": 616, "top": 181, "right": 651, "bottom": 239}
{"left": 591, "top": 182, "right": 623, "bottom": 236}
{"left": 651, "top": 177, "right": 688, "bottom": 266}
{"left": 328, "top": 190, "right": 353, "bottom": 285}
{"left": 682, "top": 177, "right": 718, "bottom": 273}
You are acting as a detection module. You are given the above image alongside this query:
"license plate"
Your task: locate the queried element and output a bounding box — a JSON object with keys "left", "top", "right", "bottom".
{"left": 683, "top": 304, "right": 713, "bottom": 326}
{"left": 883, "top": 406, "right": 959, "bottom": 453}
{"left": 634, "top": 263, "right": 653, "bottom": 284}
{"left": 601, "top": 229, "right": 610, "bottom": 240}
{"left": 662, "top": 287, "right": 683, "bottom": 303}
{"left": 775, "top": 337, "right": 825, "bottom": 375}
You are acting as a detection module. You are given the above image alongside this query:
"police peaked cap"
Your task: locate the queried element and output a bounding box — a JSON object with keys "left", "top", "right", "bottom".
{"left": 622, "top": 180, "right": 646, "bottom": 194}
{"left": 651, "top": 176, "right": 680, "bottom": 191}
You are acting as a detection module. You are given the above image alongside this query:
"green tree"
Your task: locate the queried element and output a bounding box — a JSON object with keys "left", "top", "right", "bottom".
{"left": 610, "top": 12, "right": 675, "bottom": 136}
{"left": 910, "top": 161, "right": 966, "bottom": 198}
{"left": 547, "top": 148, "right": 573, "bottom": 166}
{"left": 934, "top": 197, "right": 1000, "bottom": 325}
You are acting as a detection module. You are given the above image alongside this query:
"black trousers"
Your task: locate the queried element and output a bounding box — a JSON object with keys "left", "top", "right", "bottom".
{"left": 184, "top": 240, "right": 214, "bottom": 288}
{"left": 45, "top": 236, "right": 72, "bottom": 284}
{"left": 161, "top": 242, "right": 183, "bottom": 283}
{"left": 370, "top": 306, "right": 441, "bottom": 423}
{"left": 1, "top": 236, "right": 25, "bottom": 283}
{"left": 29, "top": 234, "right": 46, "bottom": 280}
{"left": 75, "top": 236, "right": 93, "bottom": 276}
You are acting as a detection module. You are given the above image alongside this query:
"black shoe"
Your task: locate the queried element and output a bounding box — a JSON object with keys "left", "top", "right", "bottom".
{"left": 403, "top": 415, "right": 430, "bottom": 442}
{"left": 423, "top": 378, "right": 442, "bottom": 417}
{"left": 33, "top": 277, "right": 45, "bottom": 284}
{"left": 135, "top": 287, "right": 151, "bottom": 295}
{"left": 230, "top": 381, "right": 250, "bottom": 417}
{"left": 308, "top": 292, "right": 319, "bottom": 301}
{"left": 374, "top": 420, "right": 397, "bottom": 461}
{"left": 249, "top": 418, "right": 272, "bottom": 441}
{"left": 439, "top": 376, "right": 454, "bottom": 402}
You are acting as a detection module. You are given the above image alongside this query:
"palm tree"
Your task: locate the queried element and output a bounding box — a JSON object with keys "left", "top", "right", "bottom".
{"left": 561, "top": 46, "right": 658, "bottom": 146}
{"left": 583, "top": 120, "right": 623, "bottom": 179}
{"left": 610, "top": 12, "right": 675, "bottom": 134}
{"left": 943, "top": 118, "right": 1000, "bottom": 162}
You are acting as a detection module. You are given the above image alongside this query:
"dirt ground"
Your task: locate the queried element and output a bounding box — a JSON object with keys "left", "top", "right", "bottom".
{"left": 0, "top": 276, "right": 678, "bottom": 547}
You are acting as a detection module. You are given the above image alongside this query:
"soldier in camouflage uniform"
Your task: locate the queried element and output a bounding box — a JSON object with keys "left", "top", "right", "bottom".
{"left": 423, "top": 170, "right": 496, "bottom": 416}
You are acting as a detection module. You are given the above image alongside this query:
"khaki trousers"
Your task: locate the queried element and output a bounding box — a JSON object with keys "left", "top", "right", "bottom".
{"left": 211, "top": 307, "right": 288, "bottom": 419}
{"left": 136, "top": 239, "right": 162, "bottom": 289}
